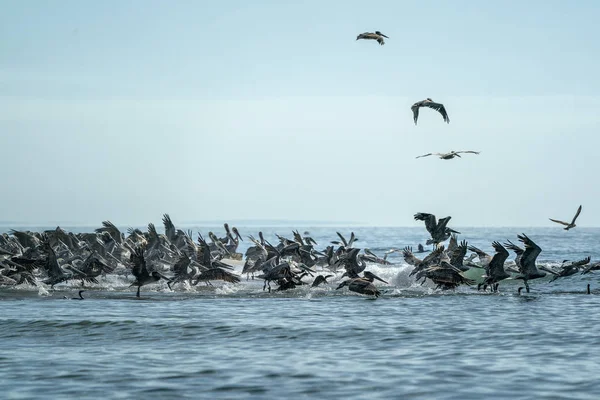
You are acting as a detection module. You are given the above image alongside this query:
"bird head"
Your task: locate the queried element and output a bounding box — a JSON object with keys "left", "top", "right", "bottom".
{"left": 232, "top": 227, "right": 243, "bottom": 241}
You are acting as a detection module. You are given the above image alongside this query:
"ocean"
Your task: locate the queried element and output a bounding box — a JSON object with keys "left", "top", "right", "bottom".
{"left": 1, "top": 225, "right": 599, "bottom": 399}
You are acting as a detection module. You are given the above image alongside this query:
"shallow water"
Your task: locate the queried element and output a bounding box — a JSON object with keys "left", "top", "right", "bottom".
{"left": 2, "top": 226, "right": 600, "bottom": 399}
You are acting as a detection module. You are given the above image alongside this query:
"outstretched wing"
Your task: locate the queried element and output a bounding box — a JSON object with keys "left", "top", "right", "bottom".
{"left": 162, "top": 214, "right": 176, "bottom": 242}
{"left": 416, "top": 153, "right": 433, "bottom": 159}
{"left": 414, "top": 213, "right": 437, "bottom": 236}
{"left": 488, "top": 241, "right": 509, "bottom": 276}
{"left": 411, "top": 104, "right": 420, "bottom": 125}
{"left": 424, "top": 101, "right": 450, "bottom": 123}
{"left": 571, "top": 205, "right": 582, "bottom": 225}
{"left": 456, "top": 151, "right": 480, "bottom": 155}
{"left": 549, "top": 218, "right": 570, "bottom": 226}
{"left": 518, "top": 234, "right": 542, "bottom": 271}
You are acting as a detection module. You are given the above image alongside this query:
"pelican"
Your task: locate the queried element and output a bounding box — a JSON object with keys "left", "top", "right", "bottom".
{"left": 541, "top": 256, "right": 591, "bottom": 282}
{"left": 449, "top": 239, "right": 470, "bottom": 272}
{"left": 416, "top": 151, "right": 480, "bottom": 160}
{"left": 414, "top": 212, "right": 460, "bottom": 247}
{"left": 411, "top": 98, "right": 449, "bottom": 125}
{"left": 478, "top": 242, "right": 510, "bottom": 292}
{"left": 420, "top": 261, "right": 475, "bottom": 290}
{"left": 549, "top": 205, "right": 582, "bottom": 230}
{"left": 512, "top": 234, "right": 545, "bottom": 293}
{"left": 356, "top": 31, "right": 389, "bottom": 45}
{"left": 129, "top": 247, "right": 170, "bottom": 298}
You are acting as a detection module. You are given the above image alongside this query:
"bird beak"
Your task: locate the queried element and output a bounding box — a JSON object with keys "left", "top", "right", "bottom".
{"left": 336, "top": 282, "right": 346, "bottom": 290}
{"left": 372, "top": 273, "right": 388, "bottom": 284}
{"left": 381, "top": 34, "right": 389, "bottom": 38}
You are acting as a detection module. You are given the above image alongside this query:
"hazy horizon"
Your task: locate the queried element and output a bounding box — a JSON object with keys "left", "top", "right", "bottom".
{"left": 2, "top": 1, "right": 599, "bottom": 227}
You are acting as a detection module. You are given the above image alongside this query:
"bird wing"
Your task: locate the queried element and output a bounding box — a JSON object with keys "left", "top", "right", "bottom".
{"left": 436, "top": 216, "right": 452, "bottom": 233}
{"left": 518, "top": 234, "right": 542, "bottom": 273}
{"left": 571, "top": 205, "right": 582, "bottom": 225}
{"left": 402, "top": 246, "right": 422, "bottom": 266}
{"left": 549, "top": 218, "right": 570, "bottom": 226}
{"left": 424, "top": 101, "right": 450, "bottom": 123}
{"left": 456, "top": 151, "right": 480, "bottom": 155}
{"left": 570, "top": 256, "right": 591, "bottom": 268}
{"left": 95, "top": 221, "right": 123, "bottom": 244}
{"left": 416, "top": 153, "right": 432, "bottom": 159}
{"left": 130, "top": 247, "right": 147, "bottom": 279}
{"left": 348, "top": 232, "right": 357, "bottom": 248}
{"left": 467, "top": 245, "right": 489, "bottom": 260}
{"left": 503, "top": 240, "right": 524, "bottom": 255}
{"left": 336, "top": 232, "right": 348, "bottom": 247}
{"left": 487, "top": 242, "right": 509, "bottom": 276}
{"left": 414, "top": 213, "right": 437, "bottom": 236}
{"left": 411, "top": 104, "right": 420, "bottom": 125}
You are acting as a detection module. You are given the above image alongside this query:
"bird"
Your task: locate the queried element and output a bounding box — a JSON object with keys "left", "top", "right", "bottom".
{"left": 336, "top": 277, "right": 381, "bottom": 297}
{"left": 478, "top": 242, "right": 510, "bottom": 292}
{"left": 540, "top": 256, "right": 591, "bottom": 283}
{"left": 549, "top": 205, "right": 582, "bottom": 230}
{"left": 411, "top": 98, "right": 449, "bottom": 125}
{"left": 356, "top": 31, "right": 389, "bottom": 45}
{"left": 129, "top": 247, "right": 170, "bottom": 298}
{"left": 416, "top": 151, "right": 480, "bottom": 160}
{"left": 414, "top": 212, "right": 460, "bottom": 247}
{"left": 512, "top": 234, "right": 545, "bottom": 293}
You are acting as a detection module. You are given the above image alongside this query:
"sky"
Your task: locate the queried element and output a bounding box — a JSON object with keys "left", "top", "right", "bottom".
{"left": 1, "top": 0, "right": 600, "bottom": 227}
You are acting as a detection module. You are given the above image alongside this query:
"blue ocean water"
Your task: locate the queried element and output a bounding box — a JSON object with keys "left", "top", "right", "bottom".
{"left": 1, "top": 226, "right": 600, "bottom": 399}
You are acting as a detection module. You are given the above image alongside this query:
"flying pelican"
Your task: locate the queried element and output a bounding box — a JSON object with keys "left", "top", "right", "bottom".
{"left": 478, "top": 242, "right": 510, "bottom": 292}
{"left": 512, "top": 234, "right": 545, "bottom": 293}
{"left": 541, "top": 256, "right": 591, "bottom": 282}
{"left": 129, "top": 247, "right": 170, "bottom": 298}
{"left": 549, "top": 205, "right": 582, "bottom": 230}
{"left": 356, "top": 31, "right": 389, "bottom": 45}
{"left": 416, "top": 151, "right": 480, "bottom": 160}
{"left": 414, "top": 212, "right": 460, "bottom": 247}
{"left": 411, "top": 98, "right": 449, "bottom": 125}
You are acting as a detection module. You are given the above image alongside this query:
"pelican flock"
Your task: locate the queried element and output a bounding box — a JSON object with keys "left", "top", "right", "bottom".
{"left": 0, "top": 212, "right": 595, "bottom": 299}
{"left": 0, "top": 30, "right": 589, "bottom": 301}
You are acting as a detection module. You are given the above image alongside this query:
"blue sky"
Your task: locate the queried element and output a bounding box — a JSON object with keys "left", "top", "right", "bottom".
{"left": 1, "top": 0, "right": 599, "bottom": 226}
